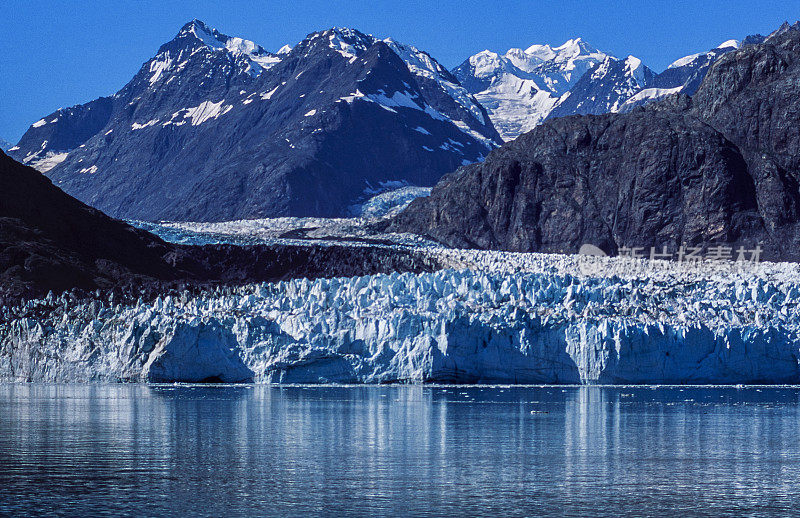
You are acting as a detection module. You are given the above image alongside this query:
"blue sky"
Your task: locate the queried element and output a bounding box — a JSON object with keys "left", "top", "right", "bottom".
{"left": 2, "top": 0, "right": 798, "bottom": 142}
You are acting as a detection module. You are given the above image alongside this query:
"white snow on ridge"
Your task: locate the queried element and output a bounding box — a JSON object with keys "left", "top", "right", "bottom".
{"left": 716, "top": 39, "right": 741, "bottom": 50}
{"left": 383, "top": 39, "right": 488, "bottom": 125}
{"left": 31, "top": 119, "right": 47, "bottom": 128}
{"left": 188, "top": 21, "right": 282, "bottom": 76}
{"left": 620, "top": 86, "right": 682, "bottom": 111}
{"left": 667, "top": 40, "right": 739, "bottom": 71}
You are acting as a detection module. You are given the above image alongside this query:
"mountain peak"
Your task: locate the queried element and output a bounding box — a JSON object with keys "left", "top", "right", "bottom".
{"left": 180, "top": 18, "right": 211, "bottom": 33}
{"left": 299, "top": 27, "right": 376, "bottom": 59}
{"left": 454, "top": 37, "right": 613, "bottom": 140}
{"left": 715, "top": 39, "right": 741, "bottom": 50}
{"left": 176, "top": 19, "right": 223, "bottom": 45}
{"left": 766, "top": 20, "right": 800, "bottom": 42}
{"left": 624, "top": 55, "right": 643, "bottom": 71}
{"left": 157, "top": 19, "right": 279, "bottom": 77}
{"left": 554, "top": 37, "right": 584, "bottom": 50}
{"left": 523, "top": 37, "right": 603, "bottom": 64}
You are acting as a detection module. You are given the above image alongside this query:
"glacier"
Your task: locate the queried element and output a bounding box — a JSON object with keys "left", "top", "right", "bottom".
{"left": 2, "top": 247, "right": 800, "bottom": 384}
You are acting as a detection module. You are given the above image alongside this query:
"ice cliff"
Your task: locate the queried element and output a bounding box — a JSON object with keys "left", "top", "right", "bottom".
{"left": 2, "top": 249, "right": 799, "bottom": 384}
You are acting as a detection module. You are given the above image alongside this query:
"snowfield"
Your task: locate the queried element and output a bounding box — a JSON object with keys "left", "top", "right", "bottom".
{"left": 2, "top": 244, "right": 800, "bottom": 384}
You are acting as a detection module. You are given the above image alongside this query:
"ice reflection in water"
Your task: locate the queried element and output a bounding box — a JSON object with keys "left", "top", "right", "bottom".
{"left": 1, "top": 385, "right": 799, "bottom": 517}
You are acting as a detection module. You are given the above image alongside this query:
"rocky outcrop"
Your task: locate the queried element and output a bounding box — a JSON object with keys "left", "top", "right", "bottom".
{"left": 0, "top": 149, "right": 177, "bottom": 299}
{"left": 394, "top": 25, "right": 800, "bottom": 262}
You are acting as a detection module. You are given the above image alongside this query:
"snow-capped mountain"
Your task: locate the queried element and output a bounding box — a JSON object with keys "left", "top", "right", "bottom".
{"left": 653, "top": 39, "right": 741, "bottom": 94}
{"left": 453, "top": 38, "right": 611, "bottom": 140}
{"left": 616, "top": 38, "right": 765, "bottom": 112}
{"left": 457, "top": 32, "right": 769, "bottom": 138}
{"left": 10, "top": 20, "right": 501, "bottom": 221}
{"left": 547, "top": 55, "right": 654, "bottom": 119}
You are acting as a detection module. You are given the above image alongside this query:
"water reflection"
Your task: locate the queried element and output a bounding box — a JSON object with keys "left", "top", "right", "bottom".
{"left": 1, "top": 385, "right": 799, "bottom": 516}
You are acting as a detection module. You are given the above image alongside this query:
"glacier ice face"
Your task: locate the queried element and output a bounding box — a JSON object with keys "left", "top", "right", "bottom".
{"left": 2, "top": 248, "right": 800, "bottom": 384}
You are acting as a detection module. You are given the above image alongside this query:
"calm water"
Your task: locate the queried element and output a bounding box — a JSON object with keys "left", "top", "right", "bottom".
{"left": 1, "top": 385, "right": 800, "bottom": 517}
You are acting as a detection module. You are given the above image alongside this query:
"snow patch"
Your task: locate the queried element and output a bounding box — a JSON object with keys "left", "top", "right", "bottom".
{"left": 621, "top": 86, "right": 682, "bottom": 110}
{"left": 149, "top": 53, "right": 174, "bottom": 85}
{"left": 24, "top": 151, "right": 69, "bottom": 172}
{"left": 164, "top": 100, "right": 233, "bottom": 127}
{"left": 716, "top": 39, "right": 741, "bottom": 50}
{"left": 261, "top": 85, "right": 280, "bottom": 100}
{"left": 131, "top": 119, "right": 160, "bottom": 130}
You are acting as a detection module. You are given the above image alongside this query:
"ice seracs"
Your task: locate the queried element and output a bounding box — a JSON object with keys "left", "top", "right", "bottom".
{"left": 4, "top": 248, "right": 800, "bottom": 384}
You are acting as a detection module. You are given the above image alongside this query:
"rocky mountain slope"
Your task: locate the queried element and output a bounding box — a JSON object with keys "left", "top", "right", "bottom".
{"left": 0, "top": 149, "right": 177, "bottom": 299}
{"left": 393, "top": 23, "right": 800, "bottom": 262}
{"left": 9, "top": 20, "right": 501, "bottom": 221}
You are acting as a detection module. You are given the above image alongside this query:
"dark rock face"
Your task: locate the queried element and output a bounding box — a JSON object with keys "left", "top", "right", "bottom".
{"left": 10, "top": 21, "right": 500, "bottom": 222}
{"left": 0, "top": 150, "right": 176, "bottom": 299}
{"left": 393, "top": 26, "right": 800, "bottom": 262}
